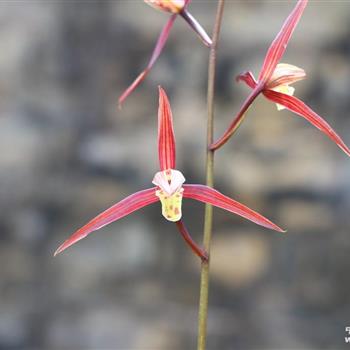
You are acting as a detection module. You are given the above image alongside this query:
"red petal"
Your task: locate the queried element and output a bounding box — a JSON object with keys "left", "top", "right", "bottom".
{"left": 258, "top": 0, "right": 308, "bottom": 83}
{"left": 176, "top": 220, "right": 208, "bottom": 261}
{"left": 263, "top": 89, "right": 350, "bottom": 157}
{"left": 54, "top": 188, "right": 158, "bottom": 256}
{"left": 210, "top": 85, "right": 263, "bottom": 150}
{"left": 118, "top": 14, "right": 177, "bottom": 107}
{"left": 183, "top": 184, "right": 284, "bottom": 232}
{"left": 158, "top": 87, "right": 176, "bottom": 170}
{"left": 236, "top": 71, "right": 258, "bottom": 89}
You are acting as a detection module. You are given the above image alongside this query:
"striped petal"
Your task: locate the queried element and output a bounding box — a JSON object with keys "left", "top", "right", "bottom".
{"left": 258, "top": 0, "right": 308, "bottom": 84}
{"left": 263, "top": 89, "right": 350, "bottom": 157}
{"left": 158, "top": 87, "right": 176, "bottom": 170}
{"left": 183, "top": 184, "right": 284, "bottom": 232}
{"left": 54, "top": 188, "right": 159, "bottom": 256}
{"left": 118, "top": 14, "right": 177, "bottom": 107}
{"left": 236, "top": 71, "right": 258, "bottom": 89}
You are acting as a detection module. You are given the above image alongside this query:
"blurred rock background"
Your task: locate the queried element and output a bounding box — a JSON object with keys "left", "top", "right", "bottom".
{"left": 0, "top": 1, "right": 350, "bottom": 349}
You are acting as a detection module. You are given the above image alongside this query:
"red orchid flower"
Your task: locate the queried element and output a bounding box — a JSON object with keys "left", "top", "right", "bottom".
{"left": 118, "top": 0, "right": 212, "bottom": 107}
{"left": 55, "top": 87, "right": 284, "bottom": 261}
{"left": 210, "top": 0, "right": 350, "bottom": 157}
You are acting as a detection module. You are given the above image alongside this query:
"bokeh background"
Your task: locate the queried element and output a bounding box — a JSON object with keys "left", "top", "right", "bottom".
{"left": 1, "top": 1, "right": 350, "bottom": 349}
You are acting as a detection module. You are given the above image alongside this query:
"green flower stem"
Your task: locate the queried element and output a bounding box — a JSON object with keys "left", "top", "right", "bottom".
{"left": 197, "top": 1, "right": 225, "bottom": 350}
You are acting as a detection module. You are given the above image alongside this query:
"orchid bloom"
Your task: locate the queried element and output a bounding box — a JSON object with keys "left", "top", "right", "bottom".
{"left": 210, "top": 0, "right": 350, "bottom": 157}
{"left": 118, "top": 0, "right": 212, "bottom": 107}
{"left": 55, "top": 87, "right": 284, "bottom": 261}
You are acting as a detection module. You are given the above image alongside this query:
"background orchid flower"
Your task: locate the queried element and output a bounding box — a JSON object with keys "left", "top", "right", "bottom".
{"left": 118, "top": 0, "right": 212, "bottom": 107}
{"left": 210, "top": 0, "right": 350, "bottom": 157}
{"left": 55, "top": 87, "right": 283, "bottom": 260}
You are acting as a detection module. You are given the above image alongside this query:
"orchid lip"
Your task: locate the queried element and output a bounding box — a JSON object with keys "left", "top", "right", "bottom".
{"left": 153, "top": 169, "right": 186, "bottom": 222}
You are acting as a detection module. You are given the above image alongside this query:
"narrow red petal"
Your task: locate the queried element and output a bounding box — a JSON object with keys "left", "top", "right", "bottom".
{"left": 118, "top": 70, "right": 149, "bottom": 108}
{"left": 236, "top": 71, "right": 258, "bottom": 89}
{"left": 263, "top": 89, "right": 350, "bottom": 157}
{"left": 54, "top": 188, "right": 159, "bottom": 256}
{"left": 118, "top": 14, "right": 177, "bottom": 107}
{"left": 158, "top": 86, "right": 176, "bottom": 170}
{"left": 210, "top": 85, "right": 263, "bottom": 150}
{"left": 148, "top": 14, "right": 177, "bottom": 68}
{"left": 175, "top": 220, "right": 208, "bottom": 262}
{"left": 258, "top": 0, "right": 308, "bottom": 83}
{"left": 183, "top": 184, "right": 284, "bottom": 232}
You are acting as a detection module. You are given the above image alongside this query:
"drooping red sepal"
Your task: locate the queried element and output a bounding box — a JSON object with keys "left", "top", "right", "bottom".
{"left": 54, "top": 188, "right": 159, "bottom": 256}
{"left": 176, "top": 220, "right": 208, "bottom": 261}
{"left": 118, "top": 14, "right": 177, "bottom": 107}
{"left": 210, "top": 85, "right": 263, "bottom": 150}
{"left": 263, "top": 89, "right": 350, "bottom": 157}
{"left": 183, "top": 184, "right": 284, "bottom": 232}
{"left": 158, "top": 87, "right": 176, "bottom": 170}
{"left": 258, "top": 0, "right": 308, "bottom": 84}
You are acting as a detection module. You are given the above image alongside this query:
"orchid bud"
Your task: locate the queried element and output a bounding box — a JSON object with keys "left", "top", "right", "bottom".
{"left": 152, "top": 169, "right": 186, "bottom": 222}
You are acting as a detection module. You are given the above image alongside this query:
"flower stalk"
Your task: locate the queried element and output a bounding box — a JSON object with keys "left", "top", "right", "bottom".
{"left": 197, "top": 1, "right": 225, "bottom": 349}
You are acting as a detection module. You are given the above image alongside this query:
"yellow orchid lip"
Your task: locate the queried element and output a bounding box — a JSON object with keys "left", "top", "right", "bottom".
{"left": 144, "top": 0, "right": 185, "bottom": 14}
{"left": 156, "top": 188, "right": 184, "bottom": 222}
{"left": 271, "top": 85, "right": 295, "bottom": 111}
{"left": 152, "top": 169, "right": 186, "bottom": 221}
